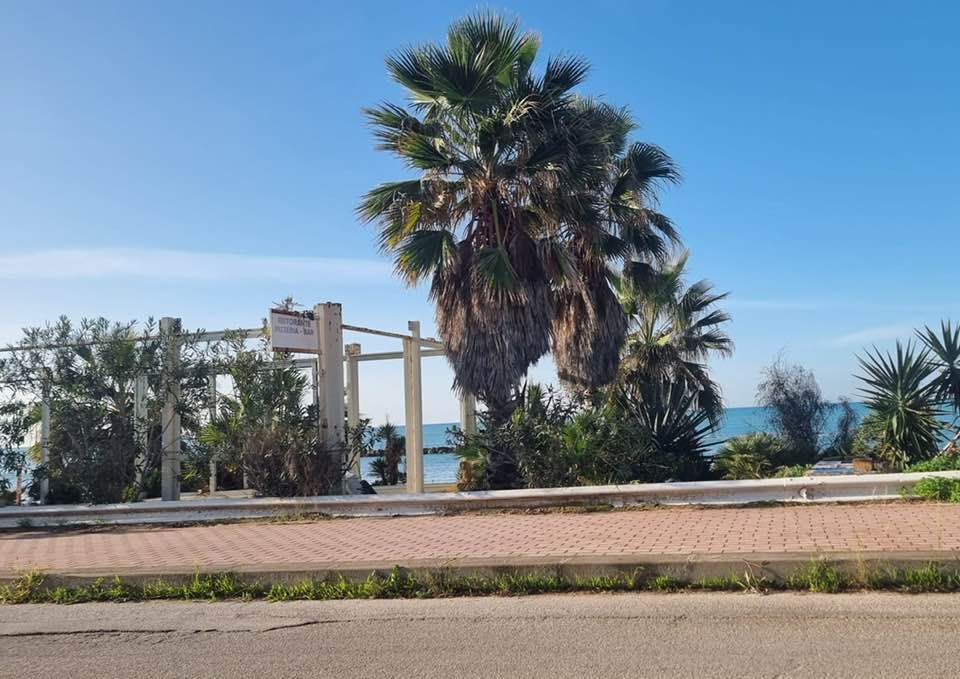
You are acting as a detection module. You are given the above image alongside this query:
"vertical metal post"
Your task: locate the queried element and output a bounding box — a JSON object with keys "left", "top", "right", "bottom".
{"left": 403, "top": 321, "right": 424, "bottom": 493}
{"left": 316, "top": 303, "right": 345, "bottom": 485}
{"left": 40, "top": 383, "right": 50, "bottom": 504}
{"left": 133, "top": 374, "right": 148, "bottom": 488}
{"left": 160, "top": 317, "right": 182, "bottom": 501}
{"left": 345, "top": 343, "right": 361, "bottom": 477}
{"left": 207, "top": 373, "right": 217, "bottom": 494}
{"left": 459, "top": 393, "right": 477, "bottom": 437}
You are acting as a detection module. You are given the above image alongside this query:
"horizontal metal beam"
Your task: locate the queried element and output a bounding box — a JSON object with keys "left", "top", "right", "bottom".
{"left": 341, "top": 323, "right": 443, "bottom": 349}
{"left": 353, "top": 349, "right": 445, "bottom": 362}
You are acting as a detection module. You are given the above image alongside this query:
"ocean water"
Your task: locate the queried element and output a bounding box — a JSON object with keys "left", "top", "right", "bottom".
{"left": 361, "top": 403, "right": 872, "bottom": 485}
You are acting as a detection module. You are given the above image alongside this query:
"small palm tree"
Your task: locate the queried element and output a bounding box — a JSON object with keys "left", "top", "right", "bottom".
{"left": 372, "top": 421, "right": 405, "bottom": 486}
{"left": 615, "top": 252, "right": 732, "bottom": 424}
{"left": 360, "top": 13, "right": 680, "bottom": 488}
{"left": 712, "top": 433, "right": 784, "bottom": 479}
{"left": 857, "top": 341, "right": 943, "bottom": 468}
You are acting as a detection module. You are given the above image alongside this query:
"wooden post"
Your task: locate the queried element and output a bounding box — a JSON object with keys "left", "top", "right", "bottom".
{"left": 403, "top": 321, "right": 424, "bottom": 493}
{"left": 316, "top": 303, "right": 346, "bottom": 487}
{"left": 39, "top": 383, "right": 50, "bottom": 504}
{"left": 160, "top": 317, "right": 182, "bottom": 501}
{"left": 345, "top": 343, "right": 362, "bottom": 477}
{"left": 207, "top": 373, "right": 217, "bottom": 494}
{"left": 459, "top": 393, "right": 477, "bottom": 437}
{"left": 133, "top": 374, "right": 148, "bottom": 489}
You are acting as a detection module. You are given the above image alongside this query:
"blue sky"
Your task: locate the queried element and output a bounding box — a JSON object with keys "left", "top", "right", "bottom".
{"left": 2, "top": 1, "right": 958, "bottom": 423}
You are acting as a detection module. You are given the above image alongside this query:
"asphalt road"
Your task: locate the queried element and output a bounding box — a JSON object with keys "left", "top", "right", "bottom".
{"left": 3, "top": 593, "right": 960, "bottom": 678}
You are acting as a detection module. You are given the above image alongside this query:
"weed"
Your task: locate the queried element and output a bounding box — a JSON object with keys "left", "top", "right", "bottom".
{"left": 787, "top": 560, "right": 848, "bottom": 593}
{"left": 7, "top": 562, "right": 960, "bottom": 604}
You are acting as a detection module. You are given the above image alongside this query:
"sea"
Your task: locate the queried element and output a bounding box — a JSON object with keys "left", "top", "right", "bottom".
{"left": 2, "top": 404, "right": 870, "bottom": 490}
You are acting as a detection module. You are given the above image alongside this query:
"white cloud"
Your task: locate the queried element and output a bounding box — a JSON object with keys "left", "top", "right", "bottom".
{"left": 0, "top": 248, "right": 393, "bottom": 283}
{"left": 824, "top": 324, "right": 914, "bottom": 347}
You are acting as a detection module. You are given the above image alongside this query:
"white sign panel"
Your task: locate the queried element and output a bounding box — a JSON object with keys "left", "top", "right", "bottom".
{"left": 269, "top": 309, "right": 318, "bottom": 354}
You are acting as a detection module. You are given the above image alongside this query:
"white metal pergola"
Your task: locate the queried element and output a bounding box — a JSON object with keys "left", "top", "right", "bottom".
{"left": 158, "top": 303, "right": 477, "bottom": 499}
{"left": 2, "top": 302, "right": 476, "bottom": 503}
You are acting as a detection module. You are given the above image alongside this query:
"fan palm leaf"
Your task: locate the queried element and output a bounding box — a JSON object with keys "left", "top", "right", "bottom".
{"left": 614, "top": 252, "right": 732, "bottom": 425}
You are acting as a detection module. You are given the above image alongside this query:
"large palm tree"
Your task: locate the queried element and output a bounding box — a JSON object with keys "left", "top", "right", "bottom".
{"left": 614, "top": 252, "right": 732, "bottom": 425}
{"left": 359, "top": 14, "right": 679, "bottom": 485}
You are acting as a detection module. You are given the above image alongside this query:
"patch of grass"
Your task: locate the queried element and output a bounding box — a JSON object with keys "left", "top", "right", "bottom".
{"left": 690, "top": 572, "right": 771, "bottom": 592}
{"left": 786, "top": 560, "right": 848, "bottom": 593}
{"left": 6, "top": 561, "right": 960, "bottom": 604}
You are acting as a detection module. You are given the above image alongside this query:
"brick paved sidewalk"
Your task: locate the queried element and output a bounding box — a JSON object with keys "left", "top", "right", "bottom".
{"left": 3, "top": 503, "right": 960, "bottom": 577}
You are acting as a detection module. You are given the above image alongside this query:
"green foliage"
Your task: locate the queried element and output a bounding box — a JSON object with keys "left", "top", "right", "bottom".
{"left": 822, "top": 397, "right": 860, "bottom": 457}
{"left": 0, "top": 317, "right": 212, "bottom": 504}
{"left": 369, "top": 422, "right": 406, "bottom": 486}
{"left": 202, "top": 335, "right": 363, "bottom": 497}
{"left": 0, "top": 402, "right": 38, "bottom": 498}
{"left": 11, "top": 561, "right": 960, "bottom": 604}
{"left": 910, "top": 476, "right": 960, "bottom": 502}
{"left": 850, "top": 411, "right": 886, "bottom": 460}
{"left": 786, "top": 560, "right": 847, "bottom": 593}
{"left": 772, "top": 464, "right": 812, "bottom": 478}
{"left": 856, "top": 341, "right": 944, "bottom": 468}
{"left": 917, "top": 321, "right": 960, "bottom": 416}
{"left": 712, "top": 433, "right": 785, "bottom": 480}
{"left": 456, "top": 382, "right": 714, "bottom": 490}
{"left": 756, "top": 359, "right": 831, "bottom": 464}
{"left": 907, "top": 452, "right": 960, "bottom": 472}
{"left": 616, "top": 251, "right": 732, "bottom": 426}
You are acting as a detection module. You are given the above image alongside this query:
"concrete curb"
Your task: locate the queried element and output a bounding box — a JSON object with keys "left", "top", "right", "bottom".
{"left": 6, "top": 550, "right": 960, "bottom": 589}
{"left": 3, "top": 471, "right": 959, "bottom": 528}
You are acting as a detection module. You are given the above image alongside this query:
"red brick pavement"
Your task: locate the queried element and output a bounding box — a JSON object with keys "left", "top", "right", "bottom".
{"left": 2, "top": 504, "right": 960, "bottom": 575}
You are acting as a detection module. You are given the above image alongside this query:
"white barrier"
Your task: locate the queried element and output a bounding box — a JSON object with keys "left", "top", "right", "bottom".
{"left": 2, "top": 471, "right": 958, "bottom": 529}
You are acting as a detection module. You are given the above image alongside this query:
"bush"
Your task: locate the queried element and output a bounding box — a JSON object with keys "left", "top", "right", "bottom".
{"left": 908, "top": 452, "right": 960, "bottom": 473}
{"left": 239, "top": 424, "right": 344, "bottom": 497}
{"left": 911, "top": 476, "right": 960, "bottom": 502}
{"left": 0, "top": 317, "right": 214, "bottom": 504}
{"left": 712, "top": 433, "right": 785, "bottom": 479}
{"left": 773, "top": 464, "right": 812, "bottom": 478}
{"left": 756, "top": 359, "right": 830, "bottom": 465}
{"left": 457, "top": 382, "right": 715, "bottom": 490}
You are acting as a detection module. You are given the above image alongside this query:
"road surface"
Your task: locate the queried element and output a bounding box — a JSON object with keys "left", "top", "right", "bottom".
{"left": 2, "top": 593, "right": 959, "bottom": 678}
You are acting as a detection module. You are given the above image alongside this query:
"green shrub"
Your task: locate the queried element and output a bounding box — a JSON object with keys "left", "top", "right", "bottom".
{"left": 911, "top": 476, "right": 960, "bottom": 501}
{"left": 908, "top": 452, "right": 960, "bottom": 473}
{"left": 773, "top": 464, "right": 811, "bottom": 478}
{"left": 456, "top": 382, "right": 715, "bottom": 490}
{"left": 712, "top": 433, "right": 785, "bottom": 480}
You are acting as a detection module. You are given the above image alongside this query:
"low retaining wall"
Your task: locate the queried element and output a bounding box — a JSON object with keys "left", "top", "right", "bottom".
{"left": 1, "top": 471, "right": 958, "bottom": 529}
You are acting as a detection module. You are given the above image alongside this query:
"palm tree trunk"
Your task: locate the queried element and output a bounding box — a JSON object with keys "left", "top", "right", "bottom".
{"left": 481, "top": 393, "right": 522, "bottom": 490}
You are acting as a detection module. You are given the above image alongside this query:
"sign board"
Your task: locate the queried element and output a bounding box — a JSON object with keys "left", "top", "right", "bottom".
{"left": 269, "top": 309, "right": 319, "bottom": 354}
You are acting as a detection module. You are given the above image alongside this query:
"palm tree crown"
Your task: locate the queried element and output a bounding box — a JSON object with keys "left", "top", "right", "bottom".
{"left": 359, "top": 13, "right": 681, "bottom": 423}
{"left": 615, "top": 251, "right": 732, "bottom": 424}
